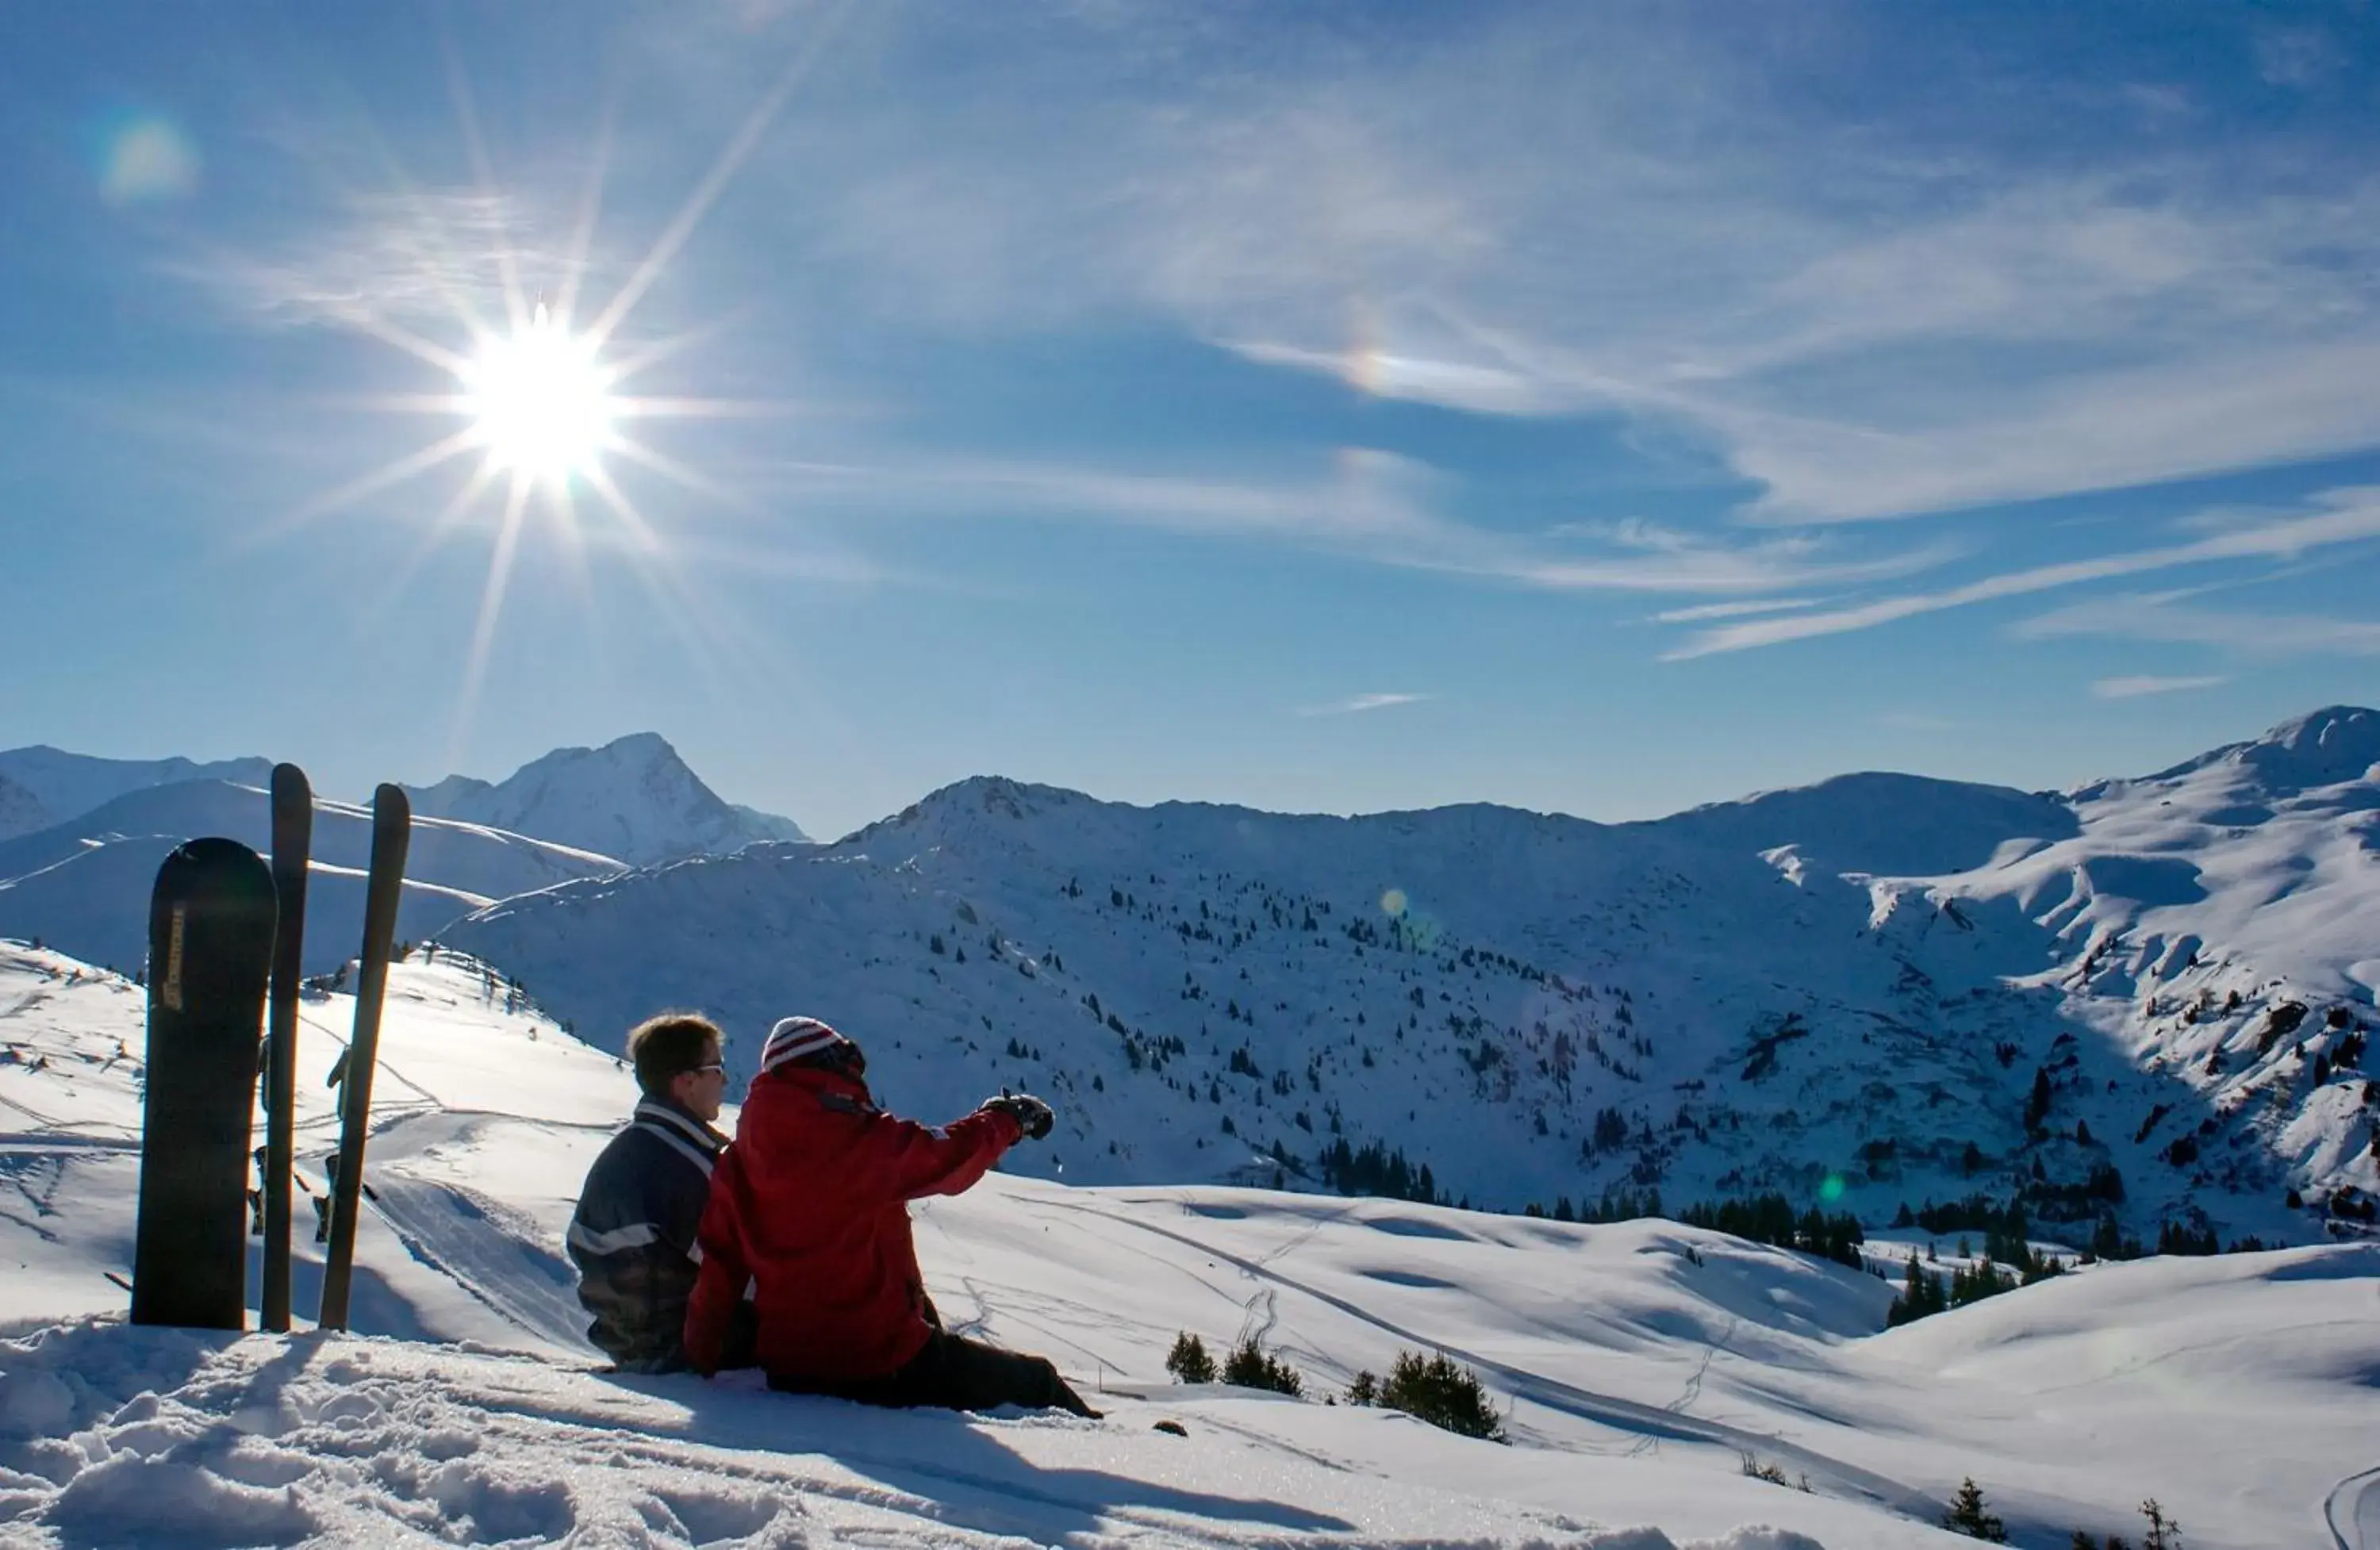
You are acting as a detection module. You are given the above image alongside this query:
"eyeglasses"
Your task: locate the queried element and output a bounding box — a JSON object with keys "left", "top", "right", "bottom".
{"left": 686, "top": 1062, "right": 727, "bottom": 1076}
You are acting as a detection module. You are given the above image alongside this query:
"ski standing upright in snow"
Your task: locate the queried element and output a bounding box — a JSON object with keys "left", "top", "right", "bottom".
{"left": 317, "top": 782, "right": 410, "bottom": 1332}
{"left": 131, "top": 837, "right": 277, "bottom": 1329}
{"left": 260, "top": 763, "right": 312, "bottom": 1333}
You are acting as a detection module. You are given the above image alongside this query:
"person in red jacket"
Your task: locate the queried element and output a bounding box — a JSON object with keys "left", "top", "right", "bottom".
{"left": 684, "top": 1015, "right": 1098, "bottom": 1417}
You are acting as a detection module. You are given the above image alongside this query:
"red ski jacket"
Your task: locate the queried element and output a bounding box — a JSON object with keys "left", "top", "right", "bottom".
{"left": 683, "top": 1063, "right": 1021, "bottom": 1385}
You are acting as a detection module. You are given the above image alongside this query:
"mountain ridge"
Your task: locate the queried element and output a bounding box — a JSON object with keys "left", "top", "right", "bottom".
{"left": 443, "top": 705, "right": 2380, "bottom": 1253}
{"left": 0, "top": 780, "right": 627, "bottom": 975}
{"left": 0, "top": 734, "right": 810, "bottom": 860}
{"left": 0, "top": 746, "right": 274, "bottom": 840}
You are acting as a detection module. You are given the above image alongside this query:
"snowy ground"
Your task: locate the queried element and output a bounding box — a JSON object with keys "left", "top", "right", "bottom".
{"left": 3, "top": 944, "right": 2376, "bottom": 1548}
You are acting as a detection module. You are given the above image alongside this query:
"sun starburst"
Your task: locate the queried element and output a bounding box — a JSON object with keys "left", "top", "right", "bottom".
{"left": 460, "top": 302, "right": 617, "bottom": 489}
{"left": 267, "top": 7, "right": 854, "bottom": 762}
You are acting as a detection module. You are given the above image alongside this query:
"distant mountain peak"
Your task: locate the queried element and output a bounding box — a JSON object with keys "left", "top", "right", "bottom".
{"left": 2260, "top": 704, "right": 2380, "bottom": 758}
{"left": 2148, "top": 704, "right": 2380, "bottom": 795}
{"left": 405, "top": 734, "right": 808, "bottom": 864}
{"left": 528, "top": 731, "right": 678, "bottom": 771}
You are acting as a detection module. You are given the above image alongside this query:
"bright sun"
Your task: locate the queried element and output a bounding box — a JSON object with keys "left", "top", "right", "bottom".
{"left": 461, "top": 303, "right": 616, "bottom": 485}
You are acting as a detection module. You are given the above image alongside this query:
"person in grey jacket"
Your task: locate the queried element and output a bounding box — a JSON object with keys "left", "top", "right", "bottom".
{"left": 567, "top": 1012, "right": 752, "bottom": 1372}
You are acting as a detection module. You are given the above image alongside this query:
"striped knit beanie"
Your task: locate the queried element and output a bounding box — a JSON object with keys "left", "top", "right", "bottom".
{"left": 761, "top": 1015, "right": 860, "bottom": 1076}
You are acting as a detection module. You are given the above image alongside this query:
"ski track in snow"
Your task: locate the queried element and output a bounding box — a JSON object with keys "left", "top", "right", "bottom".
{"left": 1031, "top": 1191, "right": 1939, "bottom": 1521}
{"left": 2328, "top": 1463, "right": 2380, "bottom": 1550}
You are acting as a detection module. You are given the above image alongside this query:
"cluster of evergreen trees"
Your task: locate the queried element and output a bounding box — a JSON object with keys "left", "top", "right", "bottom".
{"left": 1165, "top": 1334, "right": 1503, "bottom": 1441}
{"left": 1165, "top": 1332, "right": 1303, "bottom": 1395}
{"left": 1886, "top": 1252, "right": 2046, "bottom": 1326}
{"left": 1518, "top": 1187, "right": 1666, "bottom": 1224}
{"left": 2155, "top": 1219, "right": 2217, "bottom": 1254}
{"left": 1347, "top": 1350, "right": 1505, "bottom": 1441}
{"left": 1897, "top": 1193, "right": 2163, "bottom": 1262}
{"left": 1676, "top": 1194, "right": 1864, "bottom": 1268}
{"left": 1315, "top": 1138, "right": 1446, "bottom": 1204}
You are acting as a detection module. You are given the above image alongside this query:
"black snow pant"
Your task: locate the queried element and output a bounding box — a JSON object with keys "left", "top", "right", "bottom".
{"left": 772, "top": 1330, "right": 1100, "bottom": 1418}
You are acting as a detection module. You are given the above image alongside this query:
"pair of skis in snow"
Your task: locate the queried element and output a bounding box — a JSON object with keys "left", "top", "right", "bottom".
{"left": 128, "top": 767, "right": 411, "bottom": 1333}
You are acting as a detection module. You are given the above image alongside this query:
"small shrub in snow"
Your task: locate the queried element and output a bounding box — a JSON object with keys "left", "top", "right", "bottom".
{"left": 1221, "top": 1337, "right": 1303, "bottom": 1396}
{"left": 1941, "top": 1477, "right": 2007, "bottom": 1541}
{"left": 1165, "top": 1332, "right": 1215, "bottom": 1384}
{"left": 1344, "top": 1370, "right": 1378, "bottom": 1406}
{"left": 1740, "top": 1452, "right": 1790, "bottom": 1485}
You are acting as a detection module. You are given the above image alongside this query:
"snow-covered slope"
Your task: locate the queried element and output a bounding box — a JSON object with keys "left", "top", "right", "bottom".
{"left": 2, "top": 939, "right": 2372, "bottom": 1548}
{"left": 1647, "top": 772, "right": 2079, "bottom": 879}
{"left": 0, "top": 781, "right": 624, "bottom": 976}
{"left": 0, "top": 747, "right": 273, "bottom": 839}
{"left": 728, "top": 799, "right": 812, "bottom": 844}
{"left": 440, "top": 709, "right": 2380, "bottom": 1255}
{"left": 406, "top": 732, "right": 810, "bottom": 864}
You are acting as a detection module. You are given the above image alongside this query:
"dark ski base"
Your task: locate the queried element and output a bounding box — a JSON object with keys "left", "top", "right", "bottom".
{"left": 261, "top": 762, "right": 313, "bottom": 1333}
{"left": 131, "top": 837, "right": 276, "bottom": 1330}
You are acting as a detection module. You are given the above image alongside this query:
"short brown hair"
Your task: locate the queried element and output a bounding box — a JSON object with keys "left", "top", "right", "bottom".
{"left": 627, "top": 1012, "right": 723, "bottom": 1096}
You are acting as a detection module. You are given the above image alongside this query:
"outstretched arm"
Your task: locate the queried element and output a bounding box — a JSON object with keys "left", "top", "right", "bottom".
{"left": 853, "top": 1105, "right": 1023, "bottom": 1203}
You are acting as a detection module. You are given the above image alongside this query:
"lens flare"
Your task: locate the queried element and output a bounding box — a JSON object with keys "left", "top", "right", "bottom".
{"left": 461, "top": 304, "right": 616, "bottom": 486}
{"left": 1381, "top": 888, "right": 1408, "bottom": 917}
{"left": 98, "top": 115, "right": 199, "bottom": 206}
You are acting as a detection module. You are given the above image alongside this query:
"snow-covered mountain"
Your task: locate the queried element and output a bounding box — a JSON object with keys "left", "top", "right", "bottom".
{"left": 0, "top": 746, "right": 273, "bottom": 840}
{"left": 0, "top": 735, "right": 811, "bottom": 861}
{"left": 441, "top": 708, "right": 2380, "bottom": 1256}
{"left": 405, "top": 732, "right": 809, "bottom": 864}
{"left": 0, "top": 781, "right": 624, "bottom": 976}
{"left": 2, "top": 939, "right": 2370, "bottom": 1548}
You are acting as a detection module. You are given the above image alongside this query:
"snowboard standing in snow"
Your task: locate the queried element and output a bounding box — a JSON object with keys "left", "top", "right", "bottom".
{"left": 260, "top": 762, "right": 312, "bottom": 1333}
{"left": 317, "top": 783, "right": 410, "bottom": 1332}
{"left": 131, "top": 837, "right": 278, "bottom": 1329}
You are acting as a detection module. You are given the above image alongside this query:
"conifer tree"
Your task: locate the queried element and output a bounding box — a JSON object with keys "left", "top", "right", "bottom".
{"left": 1165, "top": 1331, "right": 1216, "bottom": 1384}
{"left": 1942, "top": 1477, "right": 2007, "bottom": 1541}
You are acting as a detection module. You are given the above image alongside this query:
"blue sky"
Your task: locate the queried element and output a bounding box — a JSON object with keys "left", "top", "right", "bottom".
{"left": 4, "top": 2, "right": 2378, "bottom": 838}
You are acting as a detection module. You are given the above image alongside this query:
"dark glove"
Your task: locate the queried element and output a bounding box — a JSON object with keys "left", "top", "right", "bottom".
{"left": 982, "top": 1092, "right": 1054, "bottom": 1141}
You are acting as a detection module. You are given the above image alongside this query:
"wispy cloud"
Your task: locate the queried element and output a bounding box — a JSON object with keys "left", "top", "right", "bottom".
{"left": 1299, "top": 693, "right": 1429, "bottom": 717}
{"left": 1654, "top": 597, "right": 1817, "bottom": 623}
{"left": 1665, "top": 486, "right": 2380, "bottom": 658}
{"left": 665, "top": 6, "right": 2380, "bottom": 524}
{"left": 2091, "top": 674, "right": 2232, "bottom": 700}
{"left": 2017, "top": 589, "right": 2380, "bottom": 657}
{"left": 2256, "top": 25, "right": 2344, "bottom": 89}
{"left": 178, "top": 190, "right": 564, "bottom": 332}
{"left": 750, "top": 447, "right": 1954, "bottom": 597}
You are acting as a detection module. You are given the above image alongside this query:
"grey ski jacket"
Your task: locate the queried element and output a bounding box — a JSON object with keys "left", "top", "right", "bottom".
{"left": 567, "top": 1096, "right": 728, "bottom": 1372}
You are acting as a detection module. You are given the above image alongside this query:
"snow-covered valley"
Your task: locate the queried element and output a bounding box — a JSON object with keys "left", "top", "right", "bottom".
{"left": 2, "top": 944, "right": 2374, "bottom": 1548}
